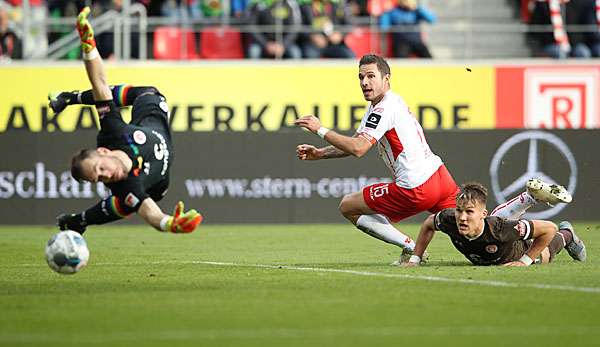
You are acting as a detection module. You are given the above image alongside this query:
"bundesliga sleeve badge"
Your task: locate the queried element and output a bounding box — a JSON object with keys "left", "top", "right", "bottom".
{"left": 365, "top": 113, "right": 382, "bottom": 129}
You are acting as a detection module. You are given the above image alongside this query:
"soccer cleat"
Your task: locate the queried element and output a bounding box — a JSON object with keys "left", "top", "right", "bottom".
{"left": 48, "top": 91, "right": 76, "bottom": 115}
{"left": 526, "top": 178, "right": 572, "bottom": 206}
{"left": 559, "top": 221, "right": 586, "bottom": 262}
{"left": 391, "top": 248, "right": 429, "bottom": 266}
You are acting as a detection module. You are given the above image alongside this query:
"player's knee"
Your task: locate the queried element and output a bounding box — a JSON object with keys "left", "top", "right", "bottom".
{"left": 338, "top": 195, "right": 355, "bottom": 218}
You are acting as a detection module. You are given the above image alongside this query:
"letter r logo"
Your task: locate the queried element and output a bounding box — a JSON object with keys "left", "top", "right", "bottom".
{"left": 524, "top": 68, "right": 599, "bottom": 129}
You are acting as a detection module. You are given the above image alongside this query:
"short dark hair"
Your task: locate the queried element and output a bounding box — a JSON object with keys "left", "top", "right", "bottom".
{"left": 71, "top": 149, "right": 96, "bottom": 183}
{"left": 457, "top": 182, "right": 488, "bottom": 206}
{"left": 359, "top": 54, "right": 391, "bottom": 77}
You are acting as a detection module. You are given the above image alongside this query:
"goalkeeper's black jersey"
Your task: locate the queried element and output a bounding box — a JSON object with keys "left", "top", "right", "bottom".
{"left": 96, "top": 93, "right": 173, "bottom": 213}
{"left": 433, "top": 208, "right": 535, "bottom": 265}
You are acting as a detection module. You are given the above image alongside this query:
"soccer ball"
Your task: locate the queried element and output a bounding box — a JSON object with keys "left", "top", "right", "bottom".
{"left": 45, "top": 230, "right": 90, "bottom": 274}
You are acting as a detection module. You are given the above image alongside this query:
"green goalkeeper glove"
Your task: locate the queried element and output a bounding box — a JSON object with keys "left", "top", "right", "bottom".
{"left": 164, "top": 201, "right": 203, "bottom": 234}
{"left": 76, "top": 7, "right": 96, "bottom": 54}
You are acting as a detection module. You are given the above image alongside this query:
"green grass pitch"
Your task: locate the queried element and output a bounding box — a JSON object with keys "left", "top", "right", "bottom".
{"left": 1, "top": 223, "right": 599, "bottom": 347}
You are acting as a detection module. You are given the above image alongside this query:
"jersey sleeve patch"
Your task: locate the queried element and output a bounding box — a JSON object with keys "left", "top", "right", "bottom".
{"left": 515, "top": 220, "right": 532, "bottom": 239}
{"left": 365, "top": 113, "right": 382, "bottom": 129}
{"left": 124, "top": 192, "right": 141, "bottom": 208}
{"left": 108, "top": 196, "right": 132, "bottom": 218}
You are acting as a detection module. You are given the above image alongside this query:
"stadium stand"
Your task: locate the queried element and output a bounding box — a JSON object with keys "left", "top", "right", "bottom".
{"left": 344, "top": 26, "right": 384, "bottom": 57}
{"left": 199, "top": 26, "right": 244, "bottom": 59}
{"left": 2, "top": 0, "right": 599, "bottom": 60}
{"left": 153, "top": 26, "right": 199, "bottom": 60}
{"left": 424, "top": 0, "right": 530, "bottom": 59}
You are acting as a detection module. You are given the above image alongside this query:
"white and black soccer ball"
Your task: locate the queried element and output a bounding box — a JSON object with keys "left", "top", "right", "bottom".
{"left": 45, "top": 230, "right": 90, "bottom": 274}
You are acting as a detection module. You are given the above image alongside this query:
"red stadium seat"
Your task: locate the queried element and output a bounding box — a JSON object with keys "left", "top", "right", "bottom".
{"left": 153, "top": 26, "right": 199, "bottom": 60}
{"left": 344, "top": 27, "right": 383, "bottom": 58}
{"left": 199, "top": 26, "right": 245, "bottom": 59}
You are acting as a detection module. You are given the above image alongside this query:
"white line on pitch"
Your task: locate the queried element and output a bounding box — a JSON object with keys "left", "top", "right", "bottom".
{"left": 192, "top": 260, "right": 600, "bottom": 294}
{"left": 8, "top": 260, "right": 600, "bottom": 294}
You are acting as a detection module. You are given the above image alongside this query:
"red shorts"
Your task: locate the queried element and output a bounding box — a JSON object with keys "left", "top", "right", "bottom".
{"left": 362, "top": 165, "right": 459, "bottom": 223}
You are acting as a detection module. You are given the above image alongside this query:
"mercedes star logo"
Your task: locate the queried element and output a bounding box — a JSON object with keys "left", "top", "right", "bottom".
{"left": 489, "top": 131, "right": 577, "bottom": 220}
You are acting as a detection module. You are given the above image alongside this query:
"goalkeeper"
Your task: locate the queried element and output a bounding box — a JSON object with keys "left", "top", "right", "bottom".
{"left": 52, "top": 7, "right": 202, "bottom": 234}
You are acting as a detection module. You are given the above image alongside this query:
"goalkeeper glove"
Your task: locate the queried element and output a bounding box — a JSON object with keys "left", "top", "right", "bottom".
{"left": 76, "top": 7, "right": 97, "bottom": 55}
{"left": 56, "top": 213, "right": 87, "bottom": 234}
{"left": 48, "top": 91, "right": 77, "bottom": 115}
{"left": 162, "top": 201, "right": 203, "bottom": 234}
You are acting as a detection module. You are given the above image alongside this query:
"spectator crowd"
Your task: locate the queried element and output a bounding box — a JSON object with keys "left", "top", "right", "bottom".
{"left": 0, "top": 0, "right": 599, "bottom": 60}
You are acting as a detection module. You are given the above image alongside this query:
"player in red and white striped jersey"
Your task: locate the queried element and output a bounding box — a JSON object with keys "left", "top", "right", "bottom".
{"left": 295, "top": 54, "right": 458, "bottom": 263}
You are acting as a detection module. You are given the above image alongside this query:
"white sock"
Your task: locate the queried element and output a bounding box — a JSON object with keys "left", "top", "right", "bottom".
{"left": 490, "top": 192, "right": 537, "bottom": 219}
{"left": 356, "top": 214, "right": 415, "bottom": 250}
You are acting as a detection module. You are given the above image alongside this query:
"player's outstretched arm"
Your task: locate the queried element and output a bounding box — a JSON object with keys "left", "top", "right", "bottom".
{"left": 503, "top": 220, "right": 557, "bottom": 267}
{"left": 296, "top": 144, "right": 349, "bottom": 160}
{"left": 76, "top": 7, "right": 111, "bottom": 102}
{"left": 403, "top": 214, "right": 437, "bottom": 267}
{"left": 48, "top": 86, "right": 160, "bottom": 115}
{"left": 138, "top": 199, "right": 203, "bottom": 233}
{"left": 295, "top": 115, "right": 372, "bottom": 158}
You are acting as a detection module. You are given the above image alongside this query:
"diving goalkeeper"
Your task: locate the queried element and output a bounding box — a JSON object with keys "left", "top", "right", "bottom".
{"left": 52, "top": 7, "right": 202, "bottom": 234}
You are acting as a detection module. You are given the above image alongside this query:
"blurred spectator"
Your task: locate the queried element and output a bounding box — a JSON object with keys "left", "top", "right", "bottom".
{"left": 529, "top": 0, "right": 594, "bottom": 58}
{"left": 6, "top": 0, "right": 47, "bottom": 58}
{"left": 198, "top": 0, "right": 223, "bottom": 17}
{"left": 298, "top": 0, "right": 355, "bottom": 58}
{"left": 231, "top": 0, "right": 249, "bottom": 17}
{"left": 184, "top": 0, "right": 248, "bottom": 19}
{"left": 93, "top": 0, "right": 148, "bottom": 59}
{"left": 0, "top": 4, "right": 21, "bottom": 59}
{"left": 366, "top": 0, "right": 395, "bottom": 17}
{"left": 347, "top": 0, "right": 368, "bottom": 16}
{"left": 379, "top": 0, "right": 435, "bottom": 58}
{"left": 160, "top": 0, "right": 201, "bottom": 21}
{"left": 247, "top": 0, "right": 302, "bottom": 59}
{"left": 567, "top": 0, "right": 600, "bottom": 57}
{"left": 93, "top": 0, "right": 119, "bottom": 59}
{"left": 529, "top": 0, "right": 569, "bottom": 58}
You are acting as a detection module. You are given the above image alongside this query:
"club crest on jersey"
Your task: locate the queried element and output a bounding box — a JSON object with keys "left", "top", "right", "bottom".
{"left": 133, "top": 130, "right": 147, "bottom": 145}
{"left": 485, "top": 244, "right": 498, "bottom": 253}
{"left": 515, "top": 221, "right": 528, "bottom": 237}
{"left": 366, "top": 113, "right": 382, "bottom": 129}
{"left": 124, "top": 193, "right": 140, "bottom": 208}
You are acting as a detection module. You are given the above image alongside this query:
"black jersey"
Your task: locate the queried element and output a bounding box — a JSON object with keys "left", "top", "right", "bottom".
{"left": 96, "top": 94, "right": 173, "bottom": 213}
{"left": 434, "top": 208, "right": 535, "bottom": 265}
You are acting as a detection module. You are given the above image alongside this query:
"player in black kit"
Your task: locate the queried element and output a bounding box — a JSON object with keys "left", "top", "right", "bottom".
{"left": 51, "top": 7, "right": 202, "bottom": 234}
{"left": 405, "top": 182, "right": 586, "bottom": 267}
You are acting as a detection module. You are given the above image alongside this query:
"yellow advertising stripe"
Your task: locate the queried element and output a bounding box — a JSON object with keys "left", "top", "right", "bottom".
{"left": 0, "top": 65, "right": 495, "bottom": 132}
